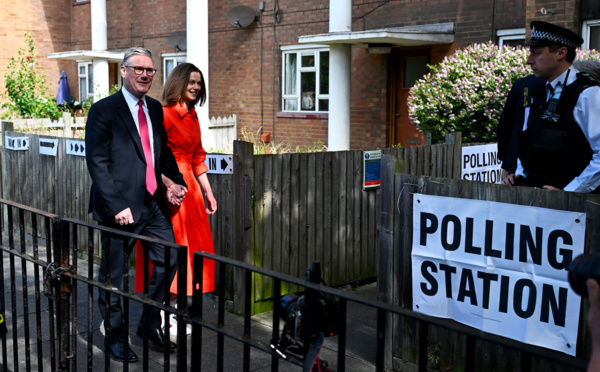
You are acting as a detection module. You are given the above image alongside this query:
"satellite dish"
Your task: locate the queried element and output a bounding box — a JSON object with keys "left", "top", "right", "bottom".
{"left": 226, "top": 5, "right": 257, "bottom": 28}
{"left": 168, "top": 31, "right": 187, "bottom": 51}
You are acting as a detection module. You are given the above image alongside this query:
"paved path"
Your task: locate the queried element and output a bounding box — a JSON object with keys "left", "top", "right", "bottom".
{"left": 1, "top": 240, "right": 381, "bottom": 371}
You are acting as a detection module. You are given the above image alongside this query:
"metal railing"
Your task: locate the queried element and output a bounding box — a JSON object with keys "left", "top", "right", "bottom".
{"left": 0, "top": 198, "right": 591, "bottom": 371}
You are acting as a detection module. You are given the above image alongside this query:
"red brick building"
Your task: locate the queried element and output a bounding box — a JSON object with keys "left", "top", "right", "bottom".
{"left": 2, "top": 0, "right": 600, "bottom": 150}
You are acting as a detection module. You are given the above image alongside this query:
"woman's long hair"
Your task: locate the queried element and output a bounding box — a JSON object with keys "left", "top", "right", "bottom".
{"left": 160, "top": 62, "right": 207, "bottom": 107}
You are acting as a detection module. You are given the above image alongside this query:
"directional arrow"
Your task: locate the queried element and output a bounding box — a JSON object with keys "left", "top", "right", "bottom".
{"left": 220, "top": 158, "right": 228, "bottom": 170}
{"left": 40, "top": 141, "right": 56, "bottom": 149}
{"left": 66, "top": 140, "right": 86, "bottom": 156}
{"left": 6, "top": 136, "right": 29, "bottom": 150}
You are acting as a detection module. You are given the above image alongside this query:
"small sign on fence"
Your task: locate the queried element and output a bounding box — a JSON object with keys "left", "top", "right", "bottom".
{"left": 66, "top": 140, "right": 86, "bottom": 157}
{"left": 5, "top": 136, "right": 29, "bottom": 151}
{"left": 39, "top": 138, "right": 59, "bottom": 156}
{"left": 205, "top": 154, "right": 233, "bottom": 174}
{"left": 363, "top": 150, "right": 381, "bottom": 190}
{"left": 411, "top": 194, "right": 585, "bottom": 355}
{"left": 461, "top": 143, "right": 502, "bottom": 184}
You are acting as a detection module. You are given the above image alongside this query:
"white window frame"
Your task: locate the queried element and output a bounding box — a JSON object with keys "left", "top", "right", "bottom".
{"left": 496, "top": 28, "right": 526, "bottom": 47}
{"left": 163, "top": 53, "right": 187, "bottom": 84}
{"left": 77, "top": 61, "right": 93, "bottom": 102}
{"left": 281, "top": 45, "right": 329, "bottom": 113}
{"left": 583, "top": 20, "right": 600, "bottom": 49}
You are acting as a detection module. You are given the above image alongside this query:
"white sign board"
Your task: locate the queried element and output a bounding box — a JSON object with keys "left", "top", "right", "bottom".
{"left": 39, "top": 138, "right": 59, "bottom": 156}
{"left": 412, "top": 194, "right": 585, "bottom": 355}
{"left": 205, "top": 154, "right": 233, "bottom": 174}
{"left": 66, "top": 140, "right": 86, "bottom": 157}
{"left": 5, "top": 136, "right": 29, "bottom": 151}
{"left": 462, "top": 143, "right": 502, "bottom": 184}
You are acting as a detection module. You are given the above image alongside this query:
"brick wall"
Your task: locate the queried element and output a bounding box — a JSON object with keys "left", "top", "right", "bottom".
{"left": 207, "top": 0, "right": 562, "bottom": 150}
{"left": 70, "top": 0, "right": 187, "bottom": 99}
{"left": 0, "top": 0, "right": 73, "bottom": 104}
{"left": 0, "top": 0, "right": 583, "bottom": 150}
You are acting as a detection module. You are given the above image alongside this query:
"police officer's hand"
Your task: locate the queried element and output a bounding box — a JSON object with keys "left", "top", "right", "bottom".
{"left": 502, "top": 174, "right": 522, "bottom": 186}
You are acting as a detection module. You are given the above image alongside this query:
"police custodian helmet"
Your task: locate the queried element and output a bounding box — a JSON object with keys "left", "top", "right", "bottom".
{"left": 524, "top": 21, "right": 583, "bottom": 48}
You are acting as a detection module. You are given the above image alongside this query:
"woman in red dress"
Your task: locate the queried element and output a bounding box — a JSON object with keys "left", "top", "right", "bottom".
{"left": 135, "top": 63, "right": 216, "bottom": 298}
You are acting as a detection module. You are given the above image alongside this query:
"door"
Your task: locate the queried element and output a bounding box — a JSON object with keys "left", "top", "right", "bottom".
{"left": 390, "top": 50, "right": 430, "bottom": 147}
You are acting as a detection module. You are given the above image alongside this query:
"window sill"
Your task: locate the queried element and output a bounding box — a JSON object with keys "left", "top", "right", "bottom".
{"left": 73, "top": 0, "right": 90, "bottom": 5}
{"left": 277, "top": 112, "right": 328, "bottom": 119}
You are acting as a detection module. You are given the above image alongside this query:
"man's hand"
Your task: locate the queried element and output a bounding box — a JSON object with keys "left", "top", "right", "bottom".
{"left": 115, "top": 208, "right": 134, "bottom": 225}
{"left": 167, "top": 184, "right": 187, "bottom": 206}
{"left": 543, "top": 185, "right": 561, "bottom": 191}
{"left": 502, "top": 173, "right": 522, "bottom": 186}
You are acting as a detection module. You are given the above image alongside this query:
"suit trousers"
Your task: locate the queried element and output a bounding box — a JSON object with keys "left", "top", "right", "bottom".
{"left": 97, "top": 195, "right": 177, "bottom": 342}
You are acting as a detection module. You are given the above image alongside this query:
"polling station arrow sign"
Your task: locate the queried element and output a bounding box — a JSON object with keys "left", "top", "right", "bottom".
{"left": 39, "top": 138, "right": 59, "bottom": 156}
{"left": 5, "top": 136, "right": 30, "bottom": 151}
{"left": 205, "top": 154, "right": 233, "bottom": 174}
{"left": 66, "top": 140, "right": 86, "bottom": 157}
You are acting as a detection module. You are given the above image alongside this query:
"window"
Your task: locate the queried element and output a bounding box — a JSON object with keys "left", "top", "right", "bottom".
{"left": 78, "top": 62, "right": 93, "bottom": 101}
{"left": 583, "top": 20, "right": 600, "bottom": 50}
{"left": 497, "top": 28, "right": 526, "bottom": 47}
{"left": 163, "top": 53, "right": 187, "bottom": 83}
{"left": 281, "top": 46, "right": 329, "bottom": 112}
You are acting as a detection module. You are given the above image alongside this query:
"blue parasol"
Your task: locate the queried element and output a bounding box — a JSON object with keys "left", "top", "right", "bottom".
{"left": 56, "top": 71, "right": 72, "bottom": 106}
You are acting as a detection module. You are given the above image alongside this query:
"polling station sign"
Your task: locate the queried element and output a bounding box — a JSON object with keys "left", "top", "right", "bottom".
{"left": 412, "top": 194, "right": 585, "bottom": 355}
{"left": 462, "top": 143, "right": 502, "bottom": 184}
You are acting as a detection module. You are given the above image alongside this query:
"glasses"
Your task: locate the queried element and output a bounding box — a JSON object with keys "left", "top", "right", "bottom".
{"left": 124, "top": 66, "right": 157, "bottom": 77}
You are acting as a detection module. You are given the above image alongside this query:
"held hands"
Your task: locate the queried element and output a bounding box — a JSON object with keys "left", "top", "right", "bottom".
{"left": 115, "top": 208, "right": 134, "bottom": 225}
{"left": 167, "top": 183, "right": 187, "bottom": 206}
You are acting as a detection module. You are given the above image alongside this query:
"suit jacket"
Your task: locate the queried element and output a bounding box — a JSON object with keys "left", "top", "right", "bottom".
{"left": 497, "top": 75, "right": 545, "bottom": 172}
{"left": 85, "top": 90, "right": 185, "bottom": 223}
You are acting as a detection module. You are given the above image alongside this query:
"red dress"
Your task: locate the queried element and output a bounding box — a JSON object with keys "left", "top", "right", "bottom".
{"left": 135, "top": 103, "right": 215, "bottom": 295}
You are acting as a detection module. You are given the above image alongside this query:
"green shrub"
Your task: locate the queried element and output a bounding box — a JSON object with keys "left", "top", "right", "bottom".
{"left": 3, "top": 33, "right": 62, "bottom": 120}
{"left": 408, "top": 42, "right": 600, "bottom": 143}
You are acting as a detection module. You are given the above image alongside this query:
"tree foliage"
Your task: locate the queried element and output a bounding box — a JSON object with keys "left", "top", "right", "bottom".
{"left": 408, "top": 42, "right": 600, "bottom": 143}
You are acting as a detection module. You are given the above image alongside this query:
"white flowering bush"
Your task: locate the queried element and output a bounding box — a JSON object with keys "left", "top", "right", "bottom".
{"left": 408, "top": 42, "right": 600, "bottom": 143}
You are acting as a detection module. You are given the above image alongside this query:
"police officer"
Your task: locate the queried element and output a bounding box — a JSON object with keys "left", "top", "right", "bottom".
{"left": 503, "top": 21, "right": 600, "bottom": 193}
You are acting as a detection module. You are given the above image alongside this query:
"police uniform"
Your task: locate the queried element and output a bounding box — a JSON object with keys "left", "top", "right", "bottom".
{"left": 515, "top": 21, "right": 600, "bottom": 193}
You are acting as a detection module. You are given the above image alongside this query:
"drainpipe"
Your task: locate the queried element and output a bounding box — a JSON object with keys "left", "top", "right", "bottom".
{"left": 328, "top": 0, "right": 352, "bottom": 151}
{"left": 187, "top": 0, "right": 213, "bottom": 150}
{"left": 91, "top": 0, "right": 109, "bottom": 99}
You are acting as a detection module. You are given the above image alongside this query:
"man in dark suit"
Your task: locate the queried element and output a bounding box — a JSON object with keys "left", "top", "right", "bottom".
{"left": 85, "top": 47, "right": 187, "bottom": 362}
{"left": 497, "top": 74, "right": 545, "bottom": 174}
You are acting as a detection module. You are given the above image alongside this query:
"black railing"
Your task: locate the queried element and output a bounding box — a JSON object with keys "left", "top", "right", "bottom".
{"left": 0, "top": 198, "right": 592, "bottom": 371}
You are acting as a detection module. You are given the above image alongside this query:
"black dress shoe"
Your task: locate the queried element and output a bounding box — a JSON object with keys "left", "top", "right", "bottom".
{"left": 136, "top": 327, "right": 177, "bottom": 352}
{"left": 108, "top": 342, "right": 139, "bottom": 362}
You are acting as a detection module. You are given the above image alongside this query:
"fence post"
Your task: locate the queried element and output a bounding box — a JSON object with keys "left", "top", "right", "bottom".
{"left": 1, "top": 121, "right": 13, "bottom": 202}
{"left": 1, "top": 121, "right": 13, "bottom": 231}
{"left": 62, "top": 113, "right": 72, "bottom": 138}
{"left": 377, "top": 151, "right": 405, "bottom": 370}
{"left": 444, "top": 131, "right": 462, "bottom": 179}
{"left": 232, "top": 140, "right": 254, "bottom": 315}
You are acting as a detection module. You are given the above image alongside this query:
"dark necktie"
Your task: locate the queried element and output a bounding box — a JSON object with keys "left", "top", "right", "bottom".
{"left": 545, "top": 83, "right": 562, "bottom": 115}
{"left": 138, "top": 100, "right": 157, "bottom": 195}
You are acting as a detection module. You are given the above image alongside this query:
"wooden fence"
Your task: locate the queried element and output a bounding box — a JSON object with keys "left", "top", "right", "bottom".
{"left": 377, "top": 166, "right": 598, "bottom": 371}
{"left": 0, "top": 121, "right": 464, "bottom": 314}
